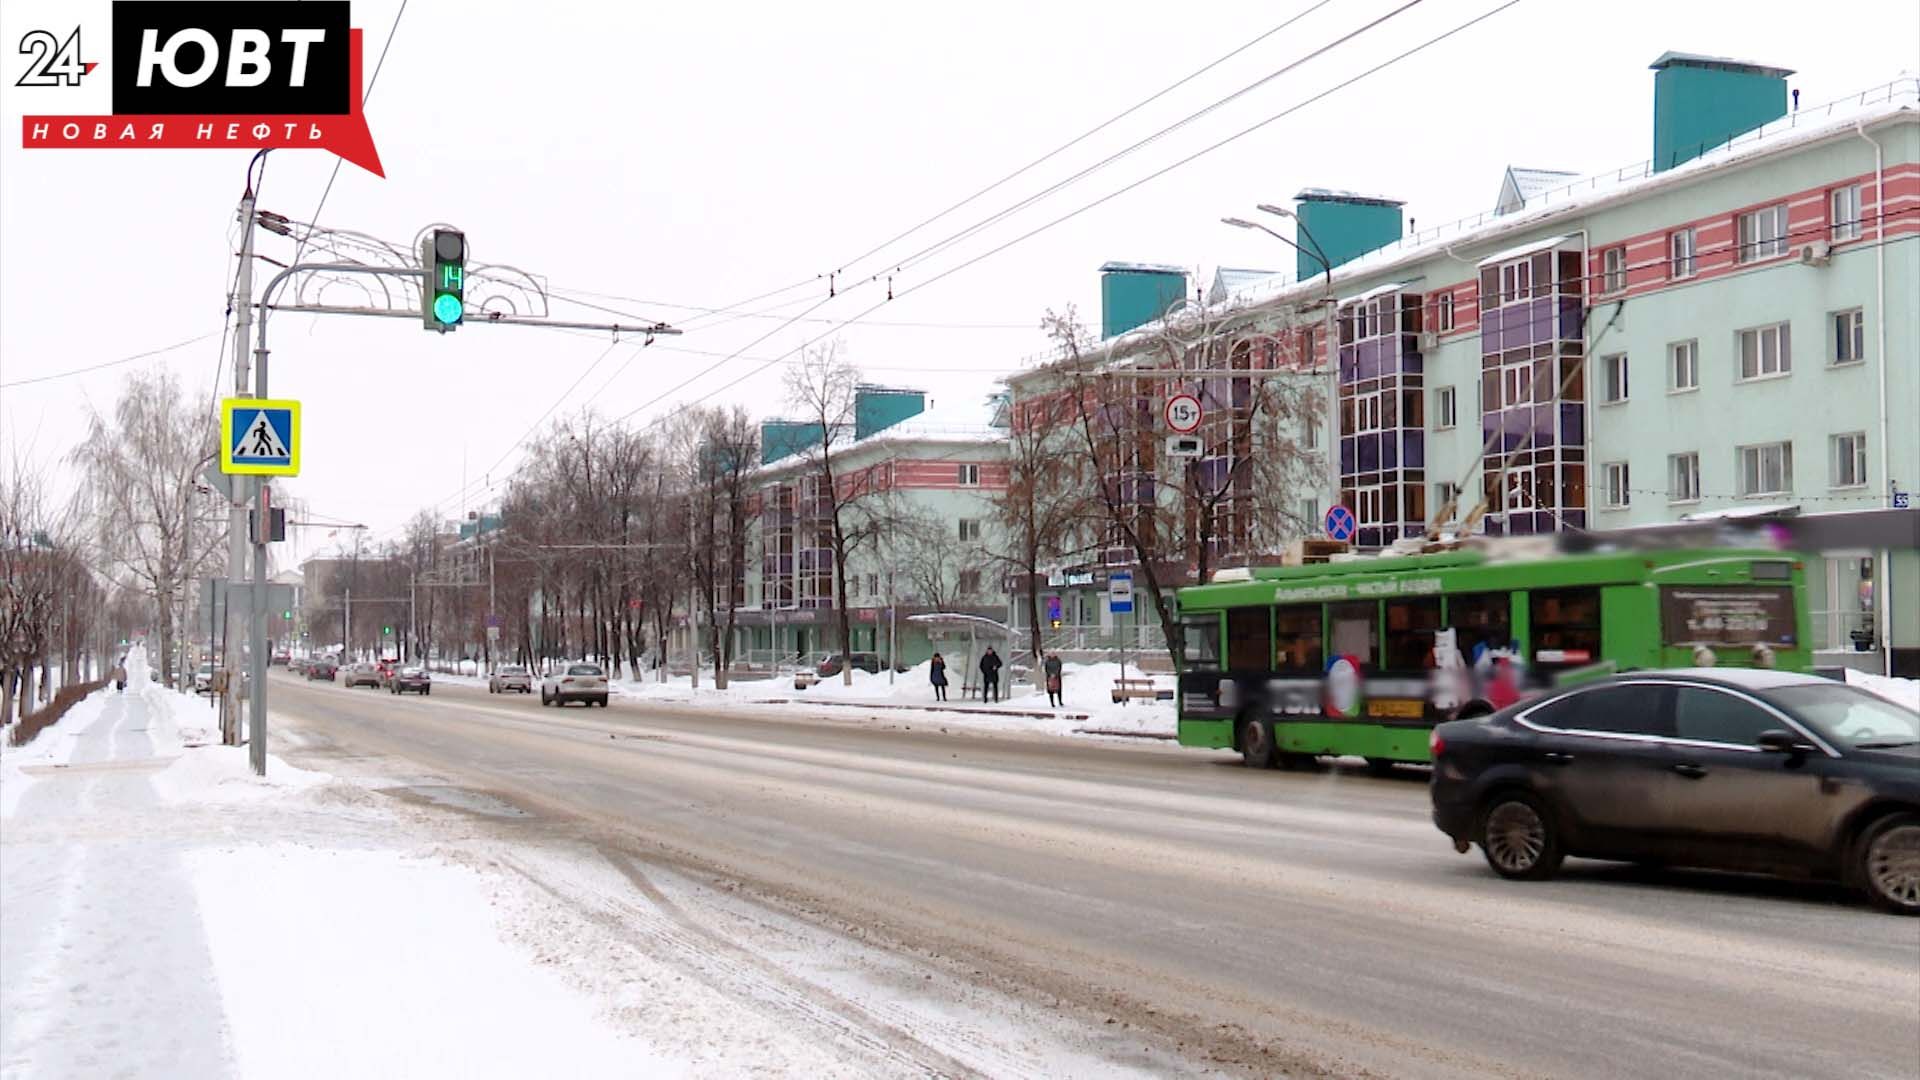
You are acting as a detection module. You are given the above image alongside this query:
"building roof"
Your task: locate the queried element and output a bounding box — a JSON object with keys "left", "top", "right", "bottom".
{"left": 1207, "top": 267, "right": 1280, "bottom": 303}
{"left": 1098, "top": 261, "right": 1186, "bottom": 276}
{"left": 1294, "top": 187, "right": 1404, "bottom": 208}
{"left": 1649, "top": 51, "right": 1794, "bottom": 79}
{"left": 1496, "top": 166, "right": 1580, "bottom": 214}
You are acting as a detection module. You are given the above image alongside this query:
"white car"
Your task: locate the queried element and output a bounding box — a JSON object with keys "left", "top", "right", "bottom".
{"left": 193, "top": 664, "right": 215, "bottom": 695}
{"left": 540, "top": 663, "right": 609, "bottom": 707}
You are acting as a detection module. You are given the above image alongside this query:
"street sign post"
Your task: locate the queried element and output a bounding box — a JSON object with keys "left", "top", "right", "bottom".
{"left": 220, "top": 398, "right": 301, "bottom": 476}
{"left": 1324, "top": 504, "right": 1357, "bottom": 542}
{"left": 1108, "top": 571, "right": 1134, "bottom": 614}
{"left": 1164, "top": 393, "right": 1202, "bottom": 434}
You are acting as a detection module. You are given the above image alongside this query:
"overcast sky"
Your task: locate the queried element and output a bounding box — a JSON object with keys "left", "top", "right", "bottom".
{"left": 3, "top": 0, "right": 1917, "bottom": 560}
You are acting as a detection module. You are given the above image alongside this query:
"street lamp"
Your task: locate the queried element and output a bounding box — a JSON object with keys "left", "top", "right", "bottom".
{"left": 1224, "top": 207, "right": 1342, "bottom": 527}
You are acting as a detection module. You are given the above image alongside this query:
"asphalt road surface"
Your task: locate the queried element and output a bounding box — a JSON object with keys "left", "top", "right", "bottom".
{"left": 266, "top": 673, "right": 1920, "bottom": 1079}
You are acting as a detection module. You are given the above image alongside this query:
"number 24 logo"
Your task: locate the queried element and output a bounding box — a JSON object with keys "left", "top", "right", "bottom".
{"left": 17, "top": 28, "right": 92, "bottom": 88}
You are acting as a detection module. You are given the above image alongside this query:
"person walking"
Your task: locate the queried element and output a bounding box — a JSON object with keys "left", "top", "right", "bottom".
{"left": 112, "top": 656, "right": 128, "bottom": 693}
{"left": 979, "top": 646, "right": 1002, "bottom": 703}
{"left": 929, "top": 652, "right": 948, "bottom": 702}
{"left": 1043, "top": 652, "right": 1064, "bottom": 707}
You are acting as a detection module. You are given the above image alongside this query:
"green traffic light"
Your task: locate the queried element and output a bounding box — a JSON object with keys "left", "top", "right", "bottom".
{"left": 383, "top": 626, "right": 393, "bottom": 635}
{"left": 433, "top": 293, "right": 463, "bottom": 325}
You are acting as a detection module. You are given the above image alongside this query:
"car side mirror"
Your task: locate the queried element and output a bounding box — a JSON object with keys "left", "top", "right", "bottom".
{"left": 1756, "top": 729, "right": 1812, "bottom": 754}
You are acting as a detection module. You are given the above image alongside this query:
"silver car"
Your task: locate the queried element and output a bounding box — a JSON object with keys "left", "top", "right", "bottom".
{"left": 540, "top": 663, "right": 609, "bottom": 707}
{"left": 488, "top": 664, "right": 533, "bottom": 694}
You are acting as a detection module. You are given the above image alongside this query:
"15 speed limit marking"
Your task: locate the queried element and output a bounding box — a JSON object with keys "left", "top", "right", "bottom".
{"left": 1164, "top": 393, "right": 1202, "bottom": 434}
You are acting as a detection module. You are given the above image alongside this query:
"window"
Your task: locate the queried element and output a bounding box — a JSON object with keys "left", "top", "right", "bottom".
{"left": 1526, "top": 684, "right": 1674, "bottom": 737}
{"left": 1434, "top": 481, "right": 1461, "bottom": 513}
{"left": 1832, "top": 432, "right": 1868, "bottom": 488}
{"left": 1329, "top": 602, "right": 1377, "bottom": 664}
{"left": 1294, "top": 497, "right": 1317, "bottom": 527}
{"left": 957, "top": 463, "right": 980, "bottom": 486}
{"left": 1668, "top": 452, "right": 1701, "bottom": 503}
{"left": 1832, "top": 309, "right": 1865, "bottom": 365}
{"left": 1737, "top": 204, "right": 1788, "bottom": 262}
{"left": 1180, "top": 616, "right": 1221, "bottom": 671}
{"left": 1384, "top": 598, "right": 1443, "bottom": 671}
{"left": 1303, "top": 418, "right": 1321, "bottom": 451}
{"left": 1601, "top": 462, "right": 1630, "bottom": 508}
{"left": 1600, "top": 354, "right": 1629, "bottom": 403}
{"left": 1673, "top": 687, "right": 1778, "bottom": 746}
{"left": 1738, "top": 323, "right": 1791, "bottom": 379}
{"left": 1448, "top": 591, "right": 1511, "bottom": 663}
{"left": 1530, "top": 587, "right": 1603, "bottom": 668}
{"left": 1830, "top": 184, "right": 1862, "bottom": 242}
{"left": 1495, "top": 257, "right": 1532, "bottom": 306}
{"left": 1435, "top": 386, "right": 1456, "bottom": 429}
{"left": 957, "top": 568, "right": 982, "bottom": 595}
{"left": 1738, "top": 441, "right": 1793, "bottom": 496}
{"left": 1355, "top": 486, "right": 1384, "bottom": 526}
{"left": 1355, "top": 393, "right": 1382, "bottom": 433}
{"left": 957, "top": 518, "right": 982, "bottom": 542}
{"left": 1435, "top": 291, "right": 1455, "bottom": 331}
{"left": 1601, "top": 246, "right": 1627, "bottom": 294}
{"left": 1669, "top": 227, "right": 1697, "bottom": 278}
{"left": 1226, "top": 607, "right": 1270, "bottom": 672}
{"left": 867, "top": 573, "right": 880, "bottom": 596}
{"left": 1272, "top": 606, "right": 1323, "bottom": 675}
{"left": 1668, "top": 340, "right": 1698, "bottom": 391}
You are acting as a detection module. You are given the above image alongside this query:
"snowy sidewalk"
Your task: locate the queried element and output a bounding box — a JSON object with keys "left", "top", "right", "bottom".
{"left": 0, "top": 649, "right": 682, "bottom": 1080}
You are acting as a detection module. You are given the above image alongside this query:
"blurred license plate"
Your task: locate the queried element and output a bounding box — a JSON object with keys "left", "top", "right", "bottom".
{"left": 1366, "top": 698, "right": 1424, "bottom": 719}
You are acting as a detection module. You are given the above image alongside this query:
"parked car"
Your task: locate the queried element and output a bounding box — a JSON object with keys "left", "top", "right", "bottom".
{"left": 343, "top": 662, "right": 382, "bottom": 689}
{"left": 541, "top": 663, "right": 609, "bottom": 707}
{"left": 818, "top": 652, "right": 884, "bottom": 678}
{"left": 193, "top": 663, "right": 215, "bottom": 695}
{"left": 489, "top": 664, "right": 533, "bottom": 694}
{"left": 1430, "top": 669, "right": 1920, "bottom": 914}
{"left": 388, "top": 666, "right": 431, "bottom": 695}
{"left": 289, "top": 656, "right": 308, "bottom": 674}
{"left": 306, "top": 660, "right": 338, "bottom": 681}
{"left": 271, "top": 651, "right": 291, "bottom": 666}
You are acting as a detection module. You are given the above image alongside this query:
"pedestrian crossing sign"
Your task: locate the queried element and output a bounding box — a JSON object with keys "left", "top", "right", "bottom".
{"left": 220, "top": 399, "right": 302, "bottom": 476}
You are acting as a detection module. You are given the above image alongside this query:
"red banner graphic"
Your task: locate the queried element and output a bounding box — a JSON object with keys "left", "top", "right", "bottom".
{"left": 20, "top": 28, "right": 382, "bottom": 176}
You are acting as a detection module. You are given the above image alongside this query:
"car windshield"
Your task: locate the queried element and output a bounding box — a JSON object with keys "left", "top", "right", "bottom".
{"left": 567, "top": 665, "right": 603, "bottom": 676}
{"left": 402, "top": 668, "right": 424, "bottom": 676}
{"left": 501, "top": 666, "right": 526, "bottom": 675}
{"left": 1764, "top": 684, "right": 1920, "bottom": 748}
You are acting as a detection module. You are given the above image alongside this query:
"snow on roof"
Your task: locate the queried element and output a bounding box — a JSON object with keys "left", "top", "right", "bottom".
{"left": 1497, "top": 166, "right": 1580, "bottom": 213}
{"left": 1207, "top": 267, "right": 1280, "bottom": 303}
{"left": 1649, "top": 51, "right": 1794, "bottom": 79}
{"left": 1218, "top": 78, "right": 1917, "bottom": 312}
{"left": 1338, "top": 280, "right": 1411, "bottom": 305}
{"left": 1476, "top": 232, "right": 1580, "bottom": 267}
{"left": 1098, "top": 261, "right": 1186, "bottom": 276}
{"left": 1294, "top": 187, "right": 1404, "bottom": 207}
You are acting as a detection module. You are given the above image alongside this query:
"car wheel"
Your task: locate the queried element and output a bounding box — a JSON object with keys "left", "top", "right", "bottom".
{"left": 1479, "top": 792, "right": 1563, "bottom": 881}
{"left": 1239, "top": 717, "right": 1276, "bottom": 769}
{"left": 1859, "top": 813, "right": 1920, "bottom": 916}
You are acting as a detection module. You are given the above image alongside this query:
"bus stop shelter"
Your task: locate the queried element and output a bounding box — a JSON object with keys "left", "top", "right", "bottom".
{"left": 905, "top": 613, "right": 1017, "bottom": 698}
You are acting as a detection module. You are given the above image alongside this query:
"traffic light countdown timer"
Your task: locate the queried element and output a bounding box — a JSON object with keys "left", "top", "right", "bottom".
{"left": 422, "top": 229, "right": 466, "bottom": 331}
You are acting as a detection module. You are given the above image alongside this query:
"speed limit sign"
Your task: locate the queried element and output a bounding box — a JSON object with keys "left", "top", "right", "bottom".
{"left": 1164, "top": 393, "right": 1202, "bottom": 434}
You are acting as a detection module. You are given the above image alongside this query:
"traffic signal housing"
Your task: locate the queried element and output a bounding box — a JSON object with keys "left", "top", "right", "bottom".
{"left": 422, "top": 229, "right": 465, "bottom": 331}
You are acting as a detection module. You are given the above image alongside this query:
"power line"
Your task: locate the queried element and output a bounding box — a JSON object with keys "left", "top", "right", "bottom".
{"left": 288, "top": 0, "right": 410, "bottom": 269}
{"left": 545, "top": 286, "right": 1036, "bottom": 331}
{"left": 0, "top": 331, "right": 223, "bottom": 389}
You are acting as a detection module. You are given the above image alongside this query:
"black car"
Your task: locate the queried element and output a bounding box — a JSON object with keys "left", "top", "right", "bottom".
{"left": 817, "top": 652, "right": 884, "bottom": 677}
{"left": 306, "top": 660, "right": 337, "bottom": 681}
{"left": 388, "top": 666, "right": 431, "bottom": 695}
{"left": 1430, "top": 669, "right": 1920, "bottom": 914}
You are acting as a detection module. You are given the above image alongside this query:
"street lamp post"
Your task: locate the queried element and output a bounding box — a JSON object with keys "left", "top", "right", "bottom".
{"left": 1223, "top": 208, "right": 1341, "bottom": 522}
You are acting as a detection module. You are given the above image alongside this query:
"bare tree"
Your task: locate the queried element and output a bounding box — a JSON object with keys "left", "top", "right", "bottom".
{"left": 66, "top": 368, "right": 225, "bottom": 689}
{"left": 783, "top": 343, "right": 893, "bottom": 684}
{"left": 680, "top": 405, "right": 759, "bottom": 688}
{"left": 890, "top": 501, "right": 984, "bottom": 611}
{"left": 1035, "top": 301, "right": 1323, "bottom": 671}
{"left": 991, "top": 375, "right": 1081, "bottom": 667}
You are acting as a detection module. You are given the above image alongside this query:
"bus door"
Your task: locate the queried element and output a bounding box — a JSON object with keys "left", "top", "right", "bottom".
{"left": 1383, "top": 598, "right": 1444, "bottom": 721}
{"left": 1269, "top": 605, "right": 1324, "bottom": 717}
{"left": 1445, "top": 592, "right": 1517, "bottom": 712}
{"left": 1222, "top": 607, "right": 1273, "bottom": 716}
{"left": 1325, "top": 602, "right": 1377, "bottom": 720}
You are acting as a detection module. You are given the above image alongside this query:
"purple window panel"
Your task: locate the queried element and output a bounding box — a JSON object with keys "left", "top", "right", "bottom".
{"left": 1358, "top": 434, "right": 1379, "bottom": 471}
{"left": 1403, "top": 430, "right": 1425, "bottom": 468}
{"left": 1560, "top": 403, "right": 1584, "bottom": 446}
{"left": 1341, "top": 437, "right": 1356, "bottom": 474}
{"left": 1382, "top": 433, "right": 1398, "bottom": 470}
{"left": 1558, "top": 298, "right": 1584, "bottom": 339}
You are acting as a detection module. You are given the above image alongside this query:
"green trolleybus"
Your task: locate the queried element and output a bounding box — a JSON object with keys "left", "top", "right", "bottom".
{"left": 1174, "top": 544, "right": 1811, "bottom": 769}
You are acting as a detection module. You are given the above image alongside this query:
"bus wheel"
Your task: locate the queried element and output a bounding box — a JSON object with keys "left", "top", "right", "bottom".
{"left": 1365, "top": 757, "right": 1397, "bottom": 776}
{"left": 1240, "top": 718, "right": 1276, "bottom": 769}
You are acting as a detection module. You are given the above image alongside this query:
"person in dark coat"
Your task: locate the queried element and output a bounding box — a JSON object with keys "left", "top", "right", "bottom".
{"left": 929, "top": 652, "right": 948, "bottom": 702}
{"left": 1043, "top": 652, "right": 1064, "bottom": 707}
{"left": 112, "top": 657, "right": 128, "bottom": 693}
{"left": 979, "top": 647, "right": 1003, "bottom": 703}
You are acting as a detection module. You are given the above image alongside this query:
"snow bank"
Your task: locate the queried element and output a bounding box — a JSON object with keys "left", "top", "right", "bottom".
{"left": 1846, "top": 669, "right": 1920, "bottom": 713}
{"left": 149, "top": 744, "right": 331, "bottom": 804}
{"left": 189, "top": 845, "right": 685, "bottom": 1079}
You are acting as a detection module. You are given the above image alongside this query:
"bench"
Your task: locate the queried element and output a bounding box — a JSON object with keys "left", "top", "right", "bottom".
{"left": 1111, "top": 677, "right": 1169, "bottom": 705}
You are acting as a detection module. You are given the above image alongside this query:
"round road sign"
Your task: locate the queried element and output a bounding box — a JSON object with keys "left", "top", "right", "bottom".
{"left": 1164, "top": 393, "right": 1202, "bottom": 434}
{"left": 1324, "top": 504, "right": 1357, "bottom": 542}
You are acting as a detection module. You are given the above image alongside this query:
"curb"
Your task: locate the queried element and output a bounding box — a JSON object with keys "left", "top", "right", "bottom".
{"left": 746, "top": 698, "right": 1093, "bottom": 722}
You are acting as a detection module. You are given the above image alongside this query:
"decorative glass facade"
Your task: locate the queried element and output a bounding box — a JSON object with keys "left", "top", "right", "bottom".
{"left": 1337, "top": 288, "right": 1427, "bottom": 548}
{"left": 1475, "top": 242, "right": 1587, "bottom": 536}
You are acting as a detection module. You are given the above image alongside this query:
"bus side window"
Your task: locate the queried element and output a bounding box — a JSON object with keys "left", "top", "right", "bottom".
{"left": 1225, "top": 607, "right": 1271, "bottom": 672}
{"left": 1273, "top": 606, "right": 1323, "bottom": 674}
{"left": 1449, "top": 592, "right": 1512, "bottom": 661}
{"left": 1330, "top": 602, "right": 1377, "bottom": 665}
{"left": 1531, "top": 588, "right": 1602, "bottom": 666}
{"left": 1385, "top": 598, "right": 1443, "bottom": 671}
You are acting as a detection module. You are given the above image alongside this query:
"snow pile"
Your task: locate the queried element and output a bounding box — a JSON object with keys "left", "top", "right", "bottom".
{"left": 1846, "top": 669, "right": 1920, "bottom": 712}
{"left": 150, "top": 743, "right": 331, "bottom": 804}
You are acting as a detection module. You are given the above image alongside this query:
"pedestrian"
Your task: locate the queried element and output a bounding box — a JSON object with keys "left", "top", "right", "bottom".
{"left": 929, "top": 652, "right": 948, "bottom": 702}
{"left": 112, "top": 656, "right": 128, "bottom": 693}
{"left": 979, "top": 646, "right": 1002, "bottom": 703}
{"left": 1043, "top": 652, "right": 1064, "bottom": 707}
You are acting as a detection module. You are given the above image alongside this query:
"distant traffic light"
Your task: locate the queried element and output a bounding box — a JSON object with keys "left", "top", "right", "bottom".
{"left": 282, "top": 610, "right": 293, "bottom": 620}
{"left": 382, "top": 625, "right": 393, "bottom": 636}
{"left": 422, "top": 228, "right": 465, "bottom": 331}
